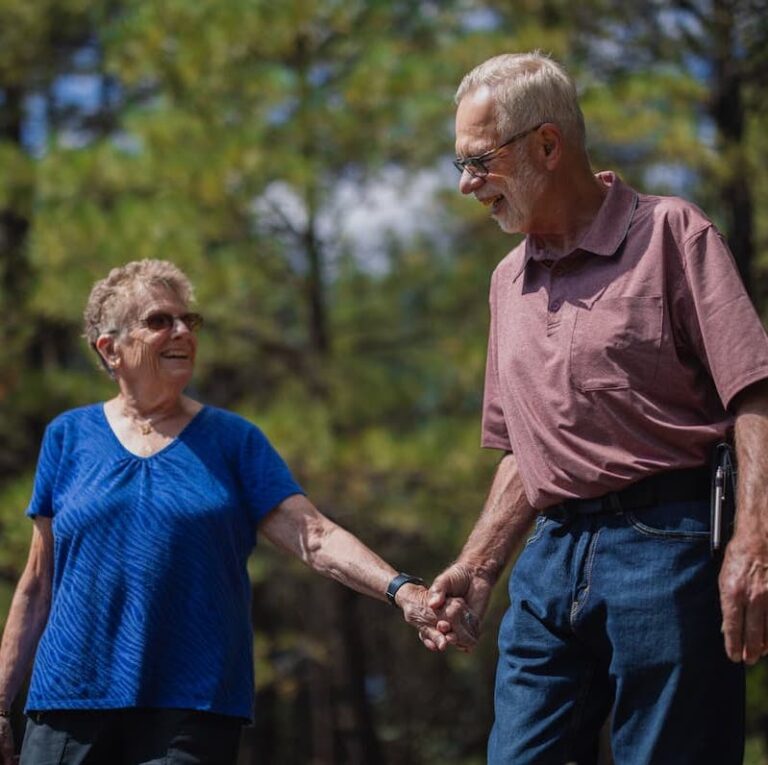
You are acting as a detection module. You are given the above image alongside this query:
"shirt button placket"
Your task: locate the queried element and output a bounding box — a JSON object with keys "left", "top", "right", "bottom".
{"left": 546, "top": 298, "right": 562, "bottom": 335}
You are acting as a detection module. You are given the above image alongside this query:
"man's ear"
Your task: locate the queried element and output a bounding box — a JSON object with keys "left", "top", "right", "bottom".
{"left": 537, "top": 123, "right": 562, "bottom": 166}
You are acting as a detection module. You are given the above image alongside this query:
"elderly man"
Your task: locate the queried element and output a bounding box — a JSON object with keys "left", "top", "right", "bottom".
{"left": 427, "top": 52, "right": 768, "bottom": 764}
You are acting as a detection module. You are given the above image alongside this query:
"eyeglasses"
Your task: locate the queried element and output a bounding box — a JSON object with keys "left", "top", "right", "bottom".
{"left": 453, "top": 123, "right": 544, "bottom": 178}
{"left": 138, "top": 312, "right": 204, "bottom": 332}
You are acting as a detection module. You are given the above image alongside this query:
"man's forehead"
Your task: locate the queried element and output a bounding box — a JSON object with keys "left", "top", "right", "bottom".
{"left": 455, "top": 87, "right": 500, "bottom": 154}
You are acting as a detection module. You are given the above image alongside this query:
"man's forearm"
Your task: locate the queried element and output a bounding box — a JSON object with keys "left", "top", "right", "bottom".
{"left": 734, "top": 382, "right": 768, "bottom": 530}
{"left": 456, "top": 452, "right": 538, "bottom": 586}
{"left": 719, "top": 379, "right": 768, "bottom": 663}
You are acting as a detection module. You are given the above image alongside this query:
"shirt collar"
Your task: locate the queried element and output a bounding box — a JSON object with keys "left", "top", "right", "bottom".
{"left": 512, "top": 171, "right": 639, "bottom": 282}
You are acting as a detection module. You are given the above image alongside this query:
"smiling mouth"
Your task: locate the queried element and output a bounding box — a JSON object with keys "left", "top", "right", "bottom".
{"left": 160, "top": 351, "right": 190, "bottom": 359}
{"left": 480, "top": 194, "right": 504, "bottom": 210}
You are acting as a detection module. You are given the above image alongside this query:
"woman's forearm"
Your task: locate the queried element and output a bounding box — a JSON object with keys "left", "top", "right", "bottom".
{"left": 0, "top": 583, "right": 51, "bottom": 708}
{"left": 304, "top": 522, "right": 396, "bottom": 601}
{"left": 0, "top": 520, "right": 53, "bottom": 709}
{"left": 261, "top": 494, "right": 395, "bottom": 601}
{"left": 261, "top": 494, "right": 478, "bottom": 649}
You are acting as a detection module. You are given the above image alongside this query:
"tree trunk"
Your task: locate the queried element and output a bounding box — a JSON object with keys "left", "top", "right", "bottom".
{"left": 709, "top": 0, "right": 754, "bottom": 293}
{"left": 0, "top": 85, "right": 30, "bottom": 303}
{"left": 304, "top": 218, "right": 331, "bottom": 357}
{"left": 334, "top": 587, "right": 384, "bottom": 765}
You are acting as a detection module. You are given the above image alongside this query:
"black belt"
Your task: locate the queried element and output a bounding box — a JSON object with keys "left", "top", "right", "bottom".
{"left": 549, "top": 466, "right": 710, "bottom": 515}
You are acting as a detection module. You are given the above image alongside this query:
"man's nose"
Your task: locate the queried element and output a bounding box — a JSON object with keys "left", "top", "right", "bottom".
{"left": 458, "top": 169, "right": 485, "bottom": 196}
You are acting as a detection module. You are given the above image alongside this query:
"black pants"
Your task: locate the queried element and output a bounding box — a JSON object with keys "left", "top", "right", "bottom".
{"left": 20, "top": 708, "right": 243, "bottom": 765}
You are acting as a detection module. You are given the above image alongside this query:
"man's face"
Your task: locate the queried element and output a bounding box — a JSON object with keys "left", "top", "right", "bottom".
{"left": 454, "top": 88, "right": 545, "bottom": 234}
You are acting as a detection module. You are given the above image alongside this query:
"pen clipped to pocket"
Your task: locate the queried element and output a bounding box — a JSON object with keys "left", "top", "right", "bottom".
{"left": 710, "top": 442, "right": 737, "bottom": 557}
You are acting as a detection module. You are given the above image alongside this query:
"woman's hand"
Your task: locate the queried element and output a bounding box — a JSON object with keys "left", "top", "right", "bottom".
{"left": 0, "top": 716, "right": 17, "bottom": 765}
{"left": 394, "top": 583, "right": 479, "bottom": 652}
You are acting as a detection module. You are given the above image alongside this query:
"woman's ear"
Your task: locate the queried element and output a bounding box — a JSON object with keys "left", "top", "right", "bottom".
{"left": 95, "top": 334, "right": 120, "bottom": 372}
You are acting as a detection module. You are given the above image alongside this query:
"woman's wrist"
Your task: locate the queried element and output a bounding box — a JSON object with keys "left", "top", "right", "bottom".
{"left": 386, "top": 573, "right": 425, "bottom": 608}
{"left": 393, "top": 582, "right": 425, "bottom": 609}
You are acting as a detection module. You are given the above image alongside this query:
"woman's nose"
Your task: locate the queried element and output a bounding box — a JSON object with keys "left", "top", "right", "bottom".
{"left": 171, "top": 317, "right": 191, "bottom": 336}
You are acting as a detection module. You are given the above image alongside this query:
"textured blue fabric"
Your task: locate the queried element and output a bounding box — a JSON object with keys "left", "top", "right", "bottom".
{"left": 25, "top": 404, "right": 303, "bottom": 720}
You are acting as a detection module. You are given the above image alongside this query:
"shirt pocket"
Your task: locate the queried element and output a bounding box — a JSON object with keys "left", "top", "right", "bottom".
{"left": 570, "top": 296, "right": 663, "bottom": 391}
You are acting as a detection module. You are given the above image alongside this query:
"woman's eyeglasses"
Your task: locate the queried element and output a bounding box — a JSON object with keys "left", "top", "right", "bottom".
{"left": 138, "top": 312, "right": 204, "bottom": 332}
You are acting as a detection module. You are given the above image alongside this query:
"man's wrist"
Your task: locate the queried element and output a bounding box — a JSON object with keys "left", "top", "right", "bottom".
{"left": 457, "top": 556, "right": 503, "bottom": 587}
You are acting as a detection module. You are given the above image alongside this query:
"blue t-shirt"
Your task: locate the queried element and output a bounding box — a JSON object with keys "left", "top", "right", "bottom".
{"left": 25, "top": 403, "right": 303, "bottom": 719}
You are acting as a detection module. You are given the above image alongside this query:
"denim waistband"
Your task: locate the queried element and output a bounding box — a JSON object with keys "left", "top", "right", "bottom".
{"left": 547, "top": 466, "right": 710, "bottom": 516}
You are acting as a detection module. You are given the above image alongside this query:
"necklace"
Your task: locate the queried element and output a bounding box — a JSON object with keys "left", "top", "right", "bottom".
{"left": 125, "top": 407, "right": 181, "bottom": 436}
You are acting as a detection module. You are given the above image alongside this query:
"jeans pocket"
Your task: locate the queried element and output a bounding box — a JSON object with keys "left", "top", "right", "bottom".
{"left": 626, "top": 500, "right": 710, "bottom": 541}
{"left": 525, "top": 515, "right": 548, "bottom": 547}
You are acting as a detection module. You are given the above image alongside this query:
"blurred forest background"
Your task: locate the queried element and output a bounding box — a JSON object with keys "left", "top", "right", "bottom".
{"left": 1, "top": 0, "right": 767, "bottom": 762}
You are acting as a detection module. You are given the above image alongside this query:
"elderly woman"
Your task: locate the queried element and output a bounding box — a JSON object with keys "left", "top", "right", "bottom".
{"left": 0, "top": 259, "right": 474, "bottom": 765}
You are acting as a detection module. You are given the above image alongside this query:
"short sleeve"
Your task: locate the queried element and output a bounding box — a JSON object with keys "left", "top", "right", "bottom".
{"left": 680, "top": 226, "right": 768, "bottom": 409}
{"left": 239, "top": 425, "right": 304, "bottom": 522}
{"left": 26, "top": 421, "right": 65, "bottom": 518}
{"left": 481, "top": 271, "right": 513, "bottom": 451}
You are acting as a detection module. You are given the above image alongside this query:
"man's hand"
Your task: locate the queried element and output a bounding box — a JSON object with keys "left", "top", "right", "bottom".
{"left": 395, "top": 583, "right": 479, "bottom": 652}
{"left": 719, "top": 528, "right": 768, "bottom": 664}
{"left": 426, "top": 562, "right": 495, "bottom": 649}
{"left": 417, "top": 452, "right": 533, "bottom": 652}
{"left": 722, "top": 379, "right": 768, "bottom": 664}
{"left": 0, "top": 717, "right": 16, "bottom": 765}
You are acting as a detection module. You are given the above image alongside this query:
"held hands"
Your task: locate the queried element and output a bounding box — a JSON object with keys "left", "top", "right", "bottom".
{"left": 397, "top": 560, "right": 498, "bottom": 653}
{"left": 395, "top": 583, "right": 479, "bottom": 652}
{"left": 425, "top": 561, "right": 496, "bottom": 652}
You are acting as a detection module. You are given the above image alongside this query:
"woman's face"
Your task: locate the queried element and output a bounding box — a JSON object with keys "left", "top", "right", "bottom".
{"left": 114, "top": 287, "right": 200, "bottom": 391}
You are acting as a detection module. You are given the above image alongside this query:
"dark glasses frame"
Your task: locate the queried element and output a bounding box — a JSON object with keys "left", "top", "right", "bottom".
{"left": 453, "top": 122, "right": 544, "bottom": 178}
{"left": 138, "top": 312, "right": 204, "bottom": 333}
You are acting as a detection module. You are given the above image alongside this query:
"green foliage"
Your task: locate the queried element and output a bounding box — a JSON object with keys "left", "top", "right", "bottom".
{"left": 1, "top": 0, "right": 767, "bottom": 761}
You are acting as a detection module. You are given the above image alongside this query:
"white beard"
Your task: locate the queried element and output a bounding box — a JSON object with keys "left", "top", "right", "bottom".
{"left": 494, "top": 150, "right": 545, "bottom": 234}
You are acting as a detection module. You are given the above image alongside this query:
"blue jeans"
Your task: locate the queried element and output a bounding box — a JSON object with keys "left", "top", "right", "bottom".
{"left": 488, "top": 499, "right": 744, "bottom": 765}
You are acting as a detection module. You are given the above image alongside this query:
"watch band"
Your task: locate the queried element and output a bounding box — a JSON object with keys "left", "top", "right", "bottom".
{"left": 386, "top": 573, "right": 425, "bottom": 607}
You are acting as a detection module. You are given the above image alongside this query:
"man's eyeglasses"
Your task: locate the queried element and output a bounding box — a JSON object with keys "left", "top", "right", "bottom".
{"left": 138, "top": 312, "right": 204, "bottom": 333}
{"left": 453, "top": 123, "right": 544, "bottom": 178}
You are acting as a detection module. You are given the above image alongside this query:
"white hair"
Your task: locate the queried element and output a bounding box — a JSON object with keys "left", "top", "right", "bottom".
{"left": 83, "top": 259, "right": 195, "bottom": 373}
{"left": 455, "top": 51, "right": 586, "bottom": 148}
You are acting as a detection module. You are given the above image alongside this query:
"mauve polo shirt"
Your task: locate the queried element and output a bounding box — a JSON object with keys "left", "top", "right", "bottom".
{"left": 482, "top": 171, "right": 768, "bottom": 510}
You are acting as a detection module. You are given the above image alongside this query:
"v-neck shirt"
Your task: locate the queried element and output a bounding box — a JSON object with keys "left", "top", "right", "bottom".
{"left": 25, "top": 403, "right": 303, "bottom": 719}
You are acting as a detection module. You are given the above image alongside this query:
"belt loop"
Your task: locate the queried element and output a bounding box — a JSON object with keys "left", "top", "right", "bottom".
{"left": 605, "top": 492, "right": 623, "bottom": 513}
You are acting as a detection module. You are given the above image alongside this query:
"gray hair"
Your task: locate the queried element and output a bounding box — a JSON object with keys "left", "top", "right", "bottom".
{"left": 83, "top": 259, "right": 195, "bottom": 367}
{"left": 455, "top": 51, "right": 586, "bottom": 148}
